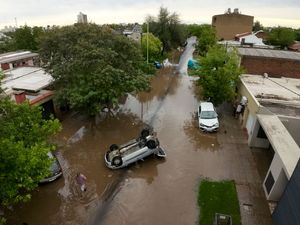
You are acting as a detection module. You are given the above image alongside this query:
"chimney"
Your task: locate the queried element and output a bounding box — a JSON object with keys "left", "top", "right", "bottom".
{"left": 14, "top": 91, "right": 26, "bottom": 104}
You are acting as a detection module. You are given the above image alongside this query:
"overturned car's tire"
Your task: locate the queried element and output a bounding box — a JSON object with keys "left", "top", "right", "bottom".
{"left": 109, "top": 144, "right": 119, "bottom": 152}
{"left": 112, "top": 156, "right": 123, "bottom": 167}
{"left": 141, "top": 128, "right": 150, "bottom": 139}
{"left": 146, "top": 139, "right": 157, "bottom": 149}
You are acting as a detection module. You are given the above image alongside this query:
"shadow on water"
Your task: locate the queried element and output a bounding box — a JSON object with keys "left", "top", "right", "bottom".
{"left": 90, "top": 171, "right": 127, "bottom": 225}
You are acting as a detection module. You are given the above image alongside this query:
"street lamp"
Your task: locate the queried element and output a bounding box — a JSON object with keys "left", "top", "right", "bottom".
{"left": 146, "top": 22, "right": 149, "bottom": 64}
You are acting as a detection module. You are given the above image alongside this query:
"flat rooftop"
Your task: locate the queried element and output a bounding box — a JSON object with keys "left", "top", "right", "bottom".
{"left": 238, "top": 48, "right": 300, "bottom": 60}
{"left": 2, "top": 67, "right": 53, "bottom": 93}
{"left": 241, "top": 74, "right": 300, "bottom": 111}
{"left": 0, "top": 51, "right": 38, "bottom": 63}
{"left": 257, "top": 114, "right": 300, "bottom": 178}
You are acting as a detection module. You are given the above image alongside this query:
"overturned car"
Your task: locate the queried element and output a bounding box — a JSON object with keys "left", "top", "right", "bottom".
{"left": 104, "top": 128, "right": 166, "bottom": 169}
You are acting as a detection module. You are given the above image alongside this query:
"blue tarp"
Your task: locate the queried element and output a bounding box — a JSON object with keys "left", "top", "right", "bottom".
{"left": 154, "top": 61, "right": 162, "bottom": 69}
{"left": 188, "top": 59, "right": 200, "bottom": 69}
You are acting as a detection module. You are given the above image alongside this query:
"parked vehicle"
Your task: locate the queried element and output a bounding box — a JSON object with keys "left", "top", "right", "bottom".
{"left": 198, "top": 102, "right": 219, "bottom": 132}
{"left": 39, "top": 152, "right": 63, "bottom": 184}
{"left": 154, "top": 61, "right": 162, "bottom": 69}
{"left": 104, "top": 128, "right": 166, "bottom": 169}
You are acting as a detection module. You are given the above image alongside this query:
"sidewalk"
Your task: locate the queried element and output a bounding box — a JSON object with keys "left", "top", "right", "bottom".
{"left": 217, "top": 103, "right": 273, "bottom": 225}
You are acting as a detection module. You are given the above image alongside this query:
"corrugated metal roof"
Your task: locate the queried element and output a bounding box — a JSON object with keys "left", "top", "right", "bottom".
{"left": 0, "top": 51, "right": 39, "bottom": 63}
{"left": 238, "top": 48, "right": 300, "bottom": 60}
{"left": 2, "top": 67, "right": 53, "bottom": 93}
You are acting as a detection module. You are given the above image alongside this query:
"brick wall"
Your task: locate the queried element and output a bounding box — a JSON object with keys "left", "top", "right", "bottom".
{"left": 212, "top": 13, "right": 254, "bottom": 40}
{"left": 241, "top": 56, "right": 300, "bottom": 79}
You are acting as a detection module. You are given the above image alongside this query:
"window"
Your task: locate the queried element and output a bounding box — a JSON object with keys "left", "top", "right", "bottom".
{"left": 265, "top": 171, "right": 275, "bottom": 194}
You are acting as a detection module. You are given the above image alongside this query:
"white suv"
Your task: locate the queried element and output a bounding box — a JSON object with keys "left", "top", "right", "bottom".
{"left": 198, "top": 102, "right": 219, "bottom": 132}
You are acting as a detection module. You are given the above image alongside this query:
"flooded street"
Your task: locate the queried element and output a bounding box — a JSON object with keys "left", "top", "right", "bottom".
{"left": 6, "top": 43, "right": 271, "bottom": 225}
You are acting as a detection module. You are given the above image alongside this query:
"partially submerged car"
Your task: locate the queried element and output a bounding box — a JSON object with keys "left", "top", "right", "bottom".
{"left": 39, "top": 152, "right": 63, "bottom": 184}
{"left": 198, "top": 102, "right": 219, "bottom": 132}
{"left": 104, "top": 128, "right": 166, "bottom": 169}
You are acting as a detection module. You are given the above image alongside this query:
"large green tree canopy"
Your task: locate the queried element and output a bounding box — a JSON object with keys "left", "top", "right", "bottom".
{"left": 186, "top": 24, "right": 217, "bottom": 56}
{"left": 0, "top": 98, "right": 61, "bottom": 206}
{"left": 0, "top": 26, "right": 45, "bottom": 53}
{"left": 39, "top": 24, "right": 150, "bottom": 116}
{"left": 141, "top": 32, "right": 162, "bottom": 62}
{"left": 266, "top": 26, "right": 296, "bottom": 49}
{"left": 197, "top": 46, "right": 243, "bottom": 105}
{"left": 146, "top": 7, "right": 185, "bottom": 54}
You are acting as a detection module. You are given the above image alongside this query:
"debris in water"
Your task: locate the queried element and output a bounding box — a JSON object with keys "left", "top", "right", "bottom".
{"left": 67, "top": 126, "right": 86, "bottom": 144}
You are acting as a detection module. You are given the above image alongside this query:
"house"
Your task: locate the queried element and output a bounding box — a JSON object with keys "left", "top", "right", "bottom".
{"left": 1, "top": 67, "right": 57, "bottom": 119}
{"left": 219, "top": 31, "right": 271, "bottom": 48}
{"left": 237, "top": 74, "right": 300, "bottom": 205}
{"left": 234, "top": 30, "right": 268, "bottom": 48}
{"left": 212, "top": 8, "right": 254, "bottom": 40}
{"left": 123, "top": 24, "right": 142, "bottom": 42}
{"left": 238, "top": 48, "right": 300, "bottom": 79}
{"left": 288, "top": 43, "right": 300, "bottom": 52}
{"left": 0, "top": 51, "right": 39, "bottom": 71}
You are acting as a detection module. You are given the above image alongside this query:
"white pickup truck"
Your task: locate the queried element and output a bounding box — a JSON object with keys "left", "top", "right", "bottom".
{"left": 104, "top": 128, "right": 166, "bottom": 169}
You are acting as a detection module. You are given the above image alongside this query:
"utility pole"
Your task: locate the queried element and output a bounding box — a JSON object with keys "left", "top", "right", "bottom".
{"left": 146, "top": 22, "right": 149, "bottom": 64}
{"left": 15, "top": 17, "right": 18, "bottom": 28}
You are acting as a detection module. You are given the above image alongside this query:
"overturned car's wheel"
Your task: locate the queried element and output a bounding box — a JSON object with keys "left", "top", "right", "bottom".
{"left": 112, "top": 156, "right": 123, "bottom": 167}
{"left": 141, "top": 128, "right": 150, "bottom": 139}
{"left": 109, "top": 144, "right": 119, "bottom": 152}
{"left": 146, "top": 139, "right": 157, "bottom": 149}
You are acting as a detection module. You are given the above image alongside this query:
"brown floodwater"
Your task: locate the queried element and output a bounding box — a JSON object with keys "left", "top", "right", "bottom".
{"left": 5, "top": 68, "right": 222, "bottom": 225}
{"left": 5, "top": 62, "right": 271, "bottom": 225}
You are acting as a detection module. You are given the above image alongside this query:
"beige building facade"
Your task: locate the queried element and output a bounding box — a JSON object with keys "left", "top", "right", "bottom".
{"left": 212, "top": 9, "right": 254, "bottom": 40}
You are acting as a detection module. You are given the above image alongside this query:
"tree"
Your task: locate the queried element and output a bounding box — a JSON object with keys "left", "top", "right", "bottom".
{"left": 0, "top": 37, "right": 15, "bottom": 54}
{"left": 141, "top": 32, "right": 162, "bottom": 62}
{"left": 39, "top": 24, "right": 149, "bottom": 116}
{"left": 253, "top": 21, "right": 264, "bottom": 32}
{"left": 146, "top": 7, "right": 185, "bottom": 54}
{"left": 0, "top": 26, "right": 45, "bottom": 52}
{"left": 6, "top": 25, "right": 45, "bottom": 51}
{"left": 0, "top": 98, "right": 61, "bottom": 206}
{"left": 266, "top": 27, "right": 295, "bottom": 49}
{"left": 186, "top": 24, "right": 217, "bottom": 56}
{"left": 295, "top": 29, "right": 300, "bottom": 41}
{"left": 197, "top": 46, "right": 243, "bottom": 105}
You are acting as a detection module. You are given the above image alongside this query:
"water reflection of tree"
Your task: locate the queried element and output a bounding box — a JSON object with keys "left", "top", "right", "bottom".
{"left": 136, "top": 68, "right": 181, "bottom": 103}
{"left": 183, "top": 114, "right": 220, "bottom": 151}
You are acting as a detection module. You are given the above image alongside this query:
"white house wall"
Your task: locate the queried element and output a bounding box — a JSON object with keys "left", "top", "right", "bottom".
{"left": 248, "top": 117, "right": 270, "bottom": 148}
{"left": 263, "top": 153, "right": 288, "bottom": 201}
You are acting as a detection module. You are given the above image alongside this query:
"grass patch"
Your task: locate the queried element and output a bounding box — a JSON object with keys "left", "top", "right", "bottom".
{"left": 198, "top": 180, "right": 241, "bottom": 225}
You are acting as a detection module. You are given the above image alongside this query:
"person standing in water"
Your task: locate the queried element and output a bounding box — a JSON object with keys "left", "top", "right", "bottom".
{"left": 76, "top": 173, "right": 87, "bottom": 192}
